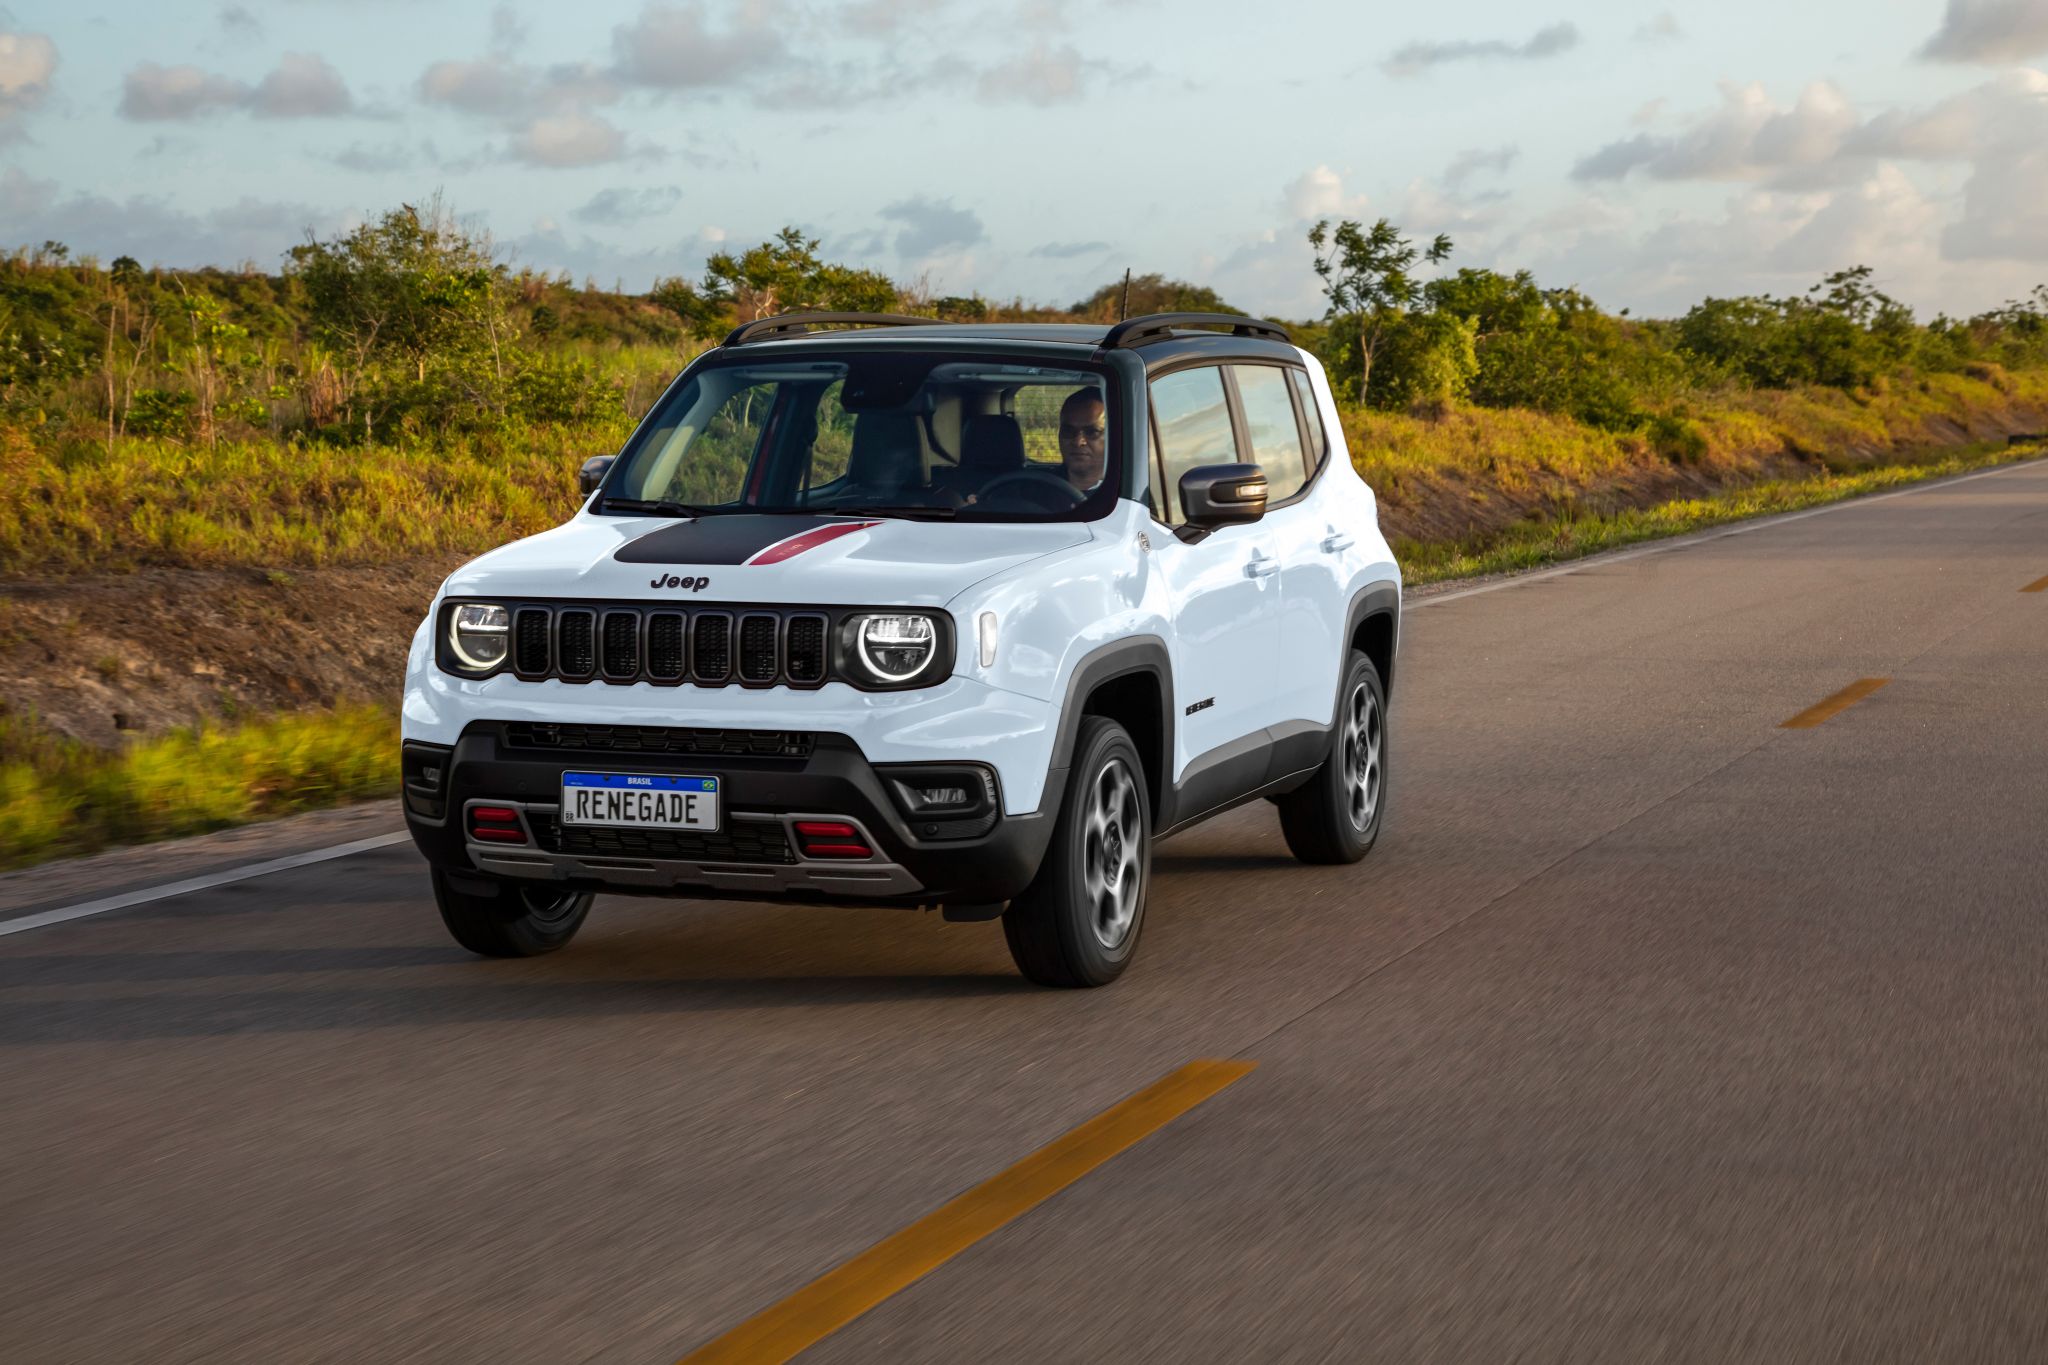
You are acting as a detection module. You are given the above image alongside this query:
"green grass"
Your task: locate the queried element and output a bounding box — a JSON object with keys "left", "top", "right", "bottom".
{"left": 1398, "top": 440, "right": 2043, "bottom": 585}
{"left": 0, "top": 704, "right": 396, "bottom": 869}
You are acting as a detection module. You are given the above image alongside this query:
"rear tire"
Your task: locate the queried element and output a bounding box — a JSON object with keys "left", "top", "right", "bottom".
{"left": 432, "top": 869, "right": 592, "bottom": 958}
{"left": 1003, "top": 717, "right": 1152, "bottom": 988}
{"left": 1277, "top": 650, "right": 1387, "bottom": 865}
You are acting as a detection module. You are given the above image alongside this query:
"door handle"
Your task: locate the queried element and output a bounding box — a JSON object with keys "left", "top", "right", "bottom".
{"left": 1244, "top": 552, "right": 1279, "bottom": 579}
{"left": 1319, "top": 533, "right": 1354, "bottom": 554}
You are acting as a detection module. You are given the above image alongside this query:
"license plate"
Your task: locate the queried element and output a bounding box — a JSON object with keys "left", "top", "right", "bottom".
{"left": 559, "top": 772, "right": 719, "bottom": 831}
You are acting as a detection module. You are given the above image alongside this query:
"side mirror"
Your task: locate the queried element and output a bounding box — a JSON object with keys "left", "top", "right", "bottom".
{"left": 1178, "top": 463, "right": 1268, "bottom": 530}
{"left": 578, "top": 454, "right": 616, "bottom": 497}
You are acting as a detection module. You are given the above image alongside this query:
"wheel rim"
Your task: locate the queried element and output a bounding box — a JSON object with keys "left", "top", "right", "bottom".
{"left": 1082, "top": 756, "right": 1144, "bottom": 949}
{"left": 1341, "top": 681, "right": 1383, "bottom": 832}
{"left": 519, "top": 888, "right": 583, "bottom": 928}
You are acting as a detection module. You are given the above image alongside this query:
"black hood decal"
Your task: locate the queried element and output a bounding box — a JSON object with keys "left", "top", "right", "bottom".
{"left": 612, "top": 515, "right": 836, "bottom": 565}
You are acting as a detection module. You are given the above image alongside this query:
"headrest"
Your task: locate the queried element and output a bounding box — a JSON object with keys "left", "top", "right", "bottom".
{"left": 959, "top": 414, "right": 1026, "bottom": 475}
{"left": 846, "top": 412, "right": 920, "bottom": 486}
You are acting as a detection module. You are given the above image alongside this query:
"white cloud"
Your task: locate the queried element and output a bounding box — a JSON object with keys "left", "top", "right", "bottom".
{"left": 1384, "top": 22, "right": 1578, "bottom": 77}
{"left": 1573, "top": 81, "right": 1860, "bottom": 183}
{"left": 419, "top": 57, "right": 531, "bottom": 115}
{"left": 0, "top": 30, "right": 57, "bottom": 138}
{"left": 574, "top": 185, "right": 683, "bottom": 223}
{"left": 120, "top": 54, "right": 355, "bottom": 121}
{"left": 1282, "top": 165, "right": 1368, "bottom": 221}
{"left": 610, "top": 1, "right": 785, "bottom": 89}
{"left": 1633, "top": 12, "right": 1682, "bottom": 43}
{"left": 120, "top": 63, "right": 247, "bottom": 120}
{"left": 1444, "top": 145, "right": 1518, "bottom": 189}
{"left": 251, "top": 53, "right": 352, "bottom": 117}
{"left": 974, "top": 42, "right": 1098, "bottom": 104}
{"left": 0, "top": 167, "right": 332, "bottom": 269}
{"left": 1921, "top": 0, "right": 2048, "bottom": 63}
{"left": 878, "top": 195, "right": 984, "bottom": 257}
{"left": 514, "top": 109, "right": 625, "bottom": 167}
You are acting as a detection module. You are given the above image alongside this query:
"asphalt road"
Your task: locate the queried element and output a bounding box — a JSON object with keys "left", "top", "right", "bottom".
{"left": 4, "top": 460, "right": 2047, "bottom": 1363}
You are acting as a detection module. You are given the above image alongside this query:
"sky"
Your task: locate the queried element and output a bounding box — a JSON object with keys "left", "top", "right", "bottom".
{"left": 4, "top": 0, "right": 2048, "bottom": 319}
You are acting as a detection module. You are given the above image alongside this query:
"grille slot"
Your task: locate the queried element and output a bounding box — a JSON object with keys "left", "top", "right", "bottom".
{"left": 556, "top": 610, "right": 597, "bottom": 678}
{"left": 646, "top": 612, "right": 686, "bottom": 680}
{"left": 533, "top": 815, "right": 797, "bottom": 864}
{"left": 738, "top": 614, "right": 779, "bottom": 685}
{"left": 693, "top": 613, "right": 732, "bottom": 683}
{"left": 601, "top": 611, "right": 640, "bottom": 679}
{"left": 514, "top": 608, "right": 551, "bottom": 675}
{"left": 786, "top": 614, "right": 827, "bottom": 685}
{"left": 503, "top": 724, "right": 814, "bottom": 758}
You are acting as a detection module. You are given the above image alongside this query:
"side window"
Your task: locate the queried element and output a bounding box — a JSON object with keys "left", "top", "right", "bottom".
{"left": 1148, "top": 367, "right": 1237, "bottom": 524}
{"left": 1288, "top": 368, "right": 1328, "bottom": 466}
{"left": 1231, "top": 365, "right": 1309, "bottom": 502}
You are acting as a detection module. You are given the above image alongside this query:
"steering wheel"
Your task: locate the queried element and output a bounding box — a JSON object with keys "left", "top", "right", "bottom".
{"left": 975, "top": 467, "right": 1085, "bottom": 512}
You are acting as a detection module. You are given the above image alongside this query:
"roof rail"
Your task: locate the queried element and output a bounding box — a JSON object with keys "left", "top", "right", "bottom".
{"left": 1100, "top": 312, "right": 1291, "bottom": 349}
{"left": 722, "top": 312, "right": 943, "bottom": 346}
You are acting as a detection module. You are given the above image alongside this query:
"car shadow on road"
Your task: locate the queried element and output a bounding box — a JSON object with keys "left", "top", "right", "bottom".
{"left": 0, "top": 968, "right": 1034, "bottom": 1045}
{"left": 1153, "top": 852, "right": 1297, "bottom": 875}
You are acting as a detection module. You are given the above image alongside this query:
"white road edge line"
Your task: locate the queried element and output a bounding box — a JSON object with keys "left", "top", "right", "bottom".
{"left": 1410, "top": 454, "right": 2047, "bottom": 610}
{"left": 0, "top": 831, "right": 413, "bottom": 938}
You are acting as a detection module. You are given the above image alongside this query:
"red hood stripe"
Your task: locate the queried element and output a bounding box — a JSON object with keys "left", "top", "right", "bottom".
{"left": 744, "top": 520, "right": 881, "bottom": 566}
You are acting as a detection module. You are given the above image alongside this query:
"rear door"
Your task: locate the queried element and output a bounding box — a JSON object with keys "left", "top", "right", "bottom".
{"left": 1144, "top": 365, "right": 1285, "bottom": 784}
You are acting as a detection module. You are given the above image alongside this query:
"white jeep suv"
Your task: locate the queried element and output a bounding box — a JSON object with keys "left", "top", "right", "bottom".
{"left": 401, "top": 311, "right": 1400, "bottom": 986}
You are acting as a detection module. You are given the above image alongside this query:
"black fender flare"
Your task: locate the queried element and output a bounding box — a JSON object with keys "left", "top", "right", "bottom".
{"left": 1335, "top": 580, "right": 1402, "bottom": 722}
{"left": 1043, "top": 635, "right": 1175, "bottom": 820}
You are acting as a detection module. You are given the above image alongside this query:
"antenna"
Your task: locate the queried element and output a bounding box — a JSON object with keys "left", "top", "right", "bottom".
{"left": 1118, "top": 268, "right": 1131, "bottom": 321}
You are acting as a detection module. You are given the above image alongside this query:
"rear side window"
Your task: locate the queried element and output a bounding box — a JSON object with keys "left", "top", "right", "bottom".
{"left": 1231, "top": 366, "right": 1309, "bottom": 502}
{"left": 1288, "top": 368, "right": 1328, "bottom": 465}
{"left": 1149, "top": 367, "right": 1236, "bottom": 523}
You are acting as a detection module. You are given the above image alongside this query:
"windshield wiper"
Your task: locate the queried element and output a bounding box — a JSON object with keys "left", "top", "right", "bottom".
{"left": 600, "top": 496, "right": 721, "bottom": 518}
{"left": 826, "top": 504, "right": 957, "bottom": 521}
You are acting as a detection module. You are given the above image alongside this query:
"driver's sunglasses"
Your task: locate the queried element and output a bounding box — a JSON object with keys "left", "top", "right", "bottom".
{"left": 1060, "top": 422, "right": 1108, "bottom": 442}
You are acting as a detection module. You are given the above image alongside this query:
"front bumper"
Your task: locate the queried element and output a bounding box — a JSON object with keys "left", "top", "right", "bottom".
{"left": 403, "top": 723, "right": 1061, "bottom": 908}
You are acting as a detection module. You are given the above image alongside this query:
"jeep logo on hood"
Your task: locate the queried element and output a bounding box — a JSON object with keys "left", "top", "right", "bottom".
{"left": 651, "top": 574, "right": 711, "bottom": 592}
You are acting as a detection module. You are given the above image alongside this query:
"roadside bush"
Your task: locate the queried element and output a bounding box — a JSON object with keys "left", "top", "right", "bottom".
{"left": 1368, "top": 311, "right": 1478, "bottom": 413}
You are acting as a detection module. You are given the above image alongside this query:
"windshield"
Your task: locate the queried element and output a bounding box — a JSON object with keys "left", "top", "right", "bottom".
{"left": 600, "top": 352, "right": 1120, "bottom": 522}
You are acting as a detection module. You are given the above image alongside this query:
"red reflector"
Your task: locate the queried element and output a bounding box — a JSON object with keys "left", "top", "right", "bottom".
{"left": 470, "top": 826, "right": 528, "bottom": 843}
{"left": 471, "top": 806, "right": 520, "bottom": 824}
{"left": 802, "top": 843, "right": 872, "bottom": 859}
{"left": 794, "top": 821, "right": 858, "bottom": 839}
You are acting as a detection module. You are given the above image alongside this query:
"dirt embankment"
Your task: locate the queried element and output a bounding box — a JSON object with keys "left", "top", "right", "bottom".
{"left": 0, "top": 558, "right": 463, "bottom": 748}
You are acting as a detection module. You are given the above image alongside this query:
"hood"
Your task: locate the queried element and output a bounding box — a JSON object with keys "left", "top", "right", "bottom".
{"left": 440, "top": 512, "right": 1092, "bottom": 608}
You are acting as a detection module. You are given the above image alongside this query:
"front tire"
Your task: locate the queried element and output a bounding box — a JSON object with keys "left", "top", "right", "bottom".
{"left": 1277, "top": 650, "right": 1387, "bottom": 865}
{"left": 432, "top": 869, "right": 593, "bottom": 958}
{"left": 1003, "top": 717, "right": 1152, "bottom": 988}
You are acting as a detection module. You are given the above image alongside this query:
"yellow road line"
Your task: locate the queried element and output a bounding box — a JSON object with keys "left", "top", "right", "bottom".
{"left": 1780, "top": 677, "right": 1891, "bottom": 729}
{"left": 678, "top": 1058, "right": 1257, "bottom": 1364}
{"left": 2022, "top": 574, "right": 2048, "bottom": 593}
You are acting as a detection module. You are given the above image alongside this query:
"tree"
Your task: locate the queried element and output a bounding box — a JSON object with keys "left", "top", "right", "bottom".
{"left": 700, "top": 227, "right": 898, "bottom": 321}
{"left": 1070, "top": 273, "right": 1235, "bottom": 320}
{"left": 287, "top": 197, "right": 510, "bottom": 435}
{"left": 1308, "top": 218, "right": 1452, "bottom": 403}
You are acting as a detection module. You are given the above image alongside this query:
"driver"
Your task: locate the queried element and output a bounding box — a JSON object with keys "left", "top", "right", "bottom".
{"left": 1057, "top": 389, "right": 1108, "bottom": 491}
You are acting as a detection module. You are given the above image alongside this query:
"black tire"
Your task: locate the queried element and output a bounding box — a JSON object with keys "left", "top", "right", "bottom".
{"left": 1277, "top": 650, "right": 1387, "bottom": 865}
{"left": 1002, "top": 717, "right": 1152, "bottom": 988}
{"left": 432, "top": 869, "right": 593, "bottom": 958}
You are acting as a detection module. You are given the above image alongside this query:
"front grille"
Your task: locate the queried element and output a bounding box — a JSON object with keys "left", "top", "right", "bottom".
{"left": 787, "top": 615, "right": 826, "bottom": 684}
{"left": 493, "top": 604, "right": 838, "bottom": 688}
{"left": 514, "top": 609, "right": 551, "bottom": 674}
{"left": 503, "top": 723, "right": 815, "bottom": 759}
{"left": 694, "top": 614, "right": 732, "bottom": 683}
{"left": 558, "top": 610, "right": 596, "bottom": 678}
{"left": 533, "top": 814, "right": 797, "bottom": 864}
{"left": 738, "top": 614, "right": 779, "bottom": 685}
{"left": 601, "top": 611, "right": 639, "bottom": 679}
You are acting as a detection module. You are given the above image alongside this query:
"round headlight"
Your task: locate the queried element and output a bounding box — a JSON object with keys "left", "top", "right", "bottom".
{"left": 449, "top": 603, "right": 509, "bottom": 671}
{"left": 857, "top": 614, "right": 936, "bottom": 682}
